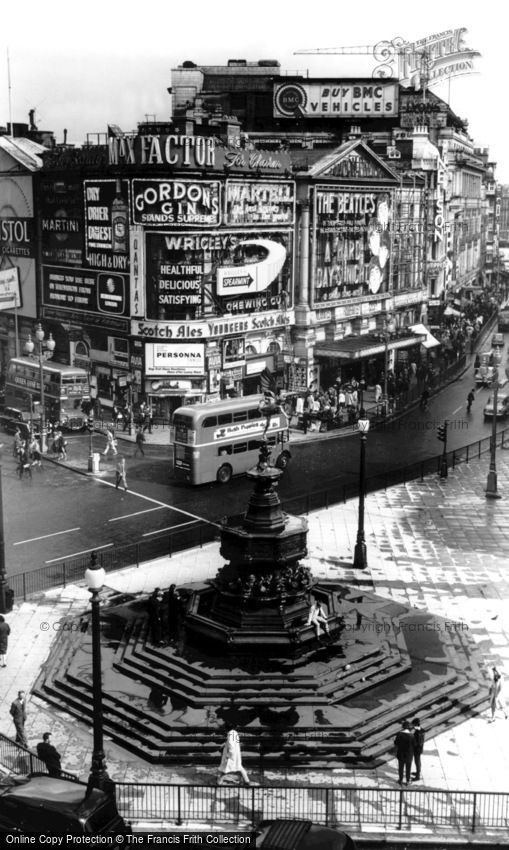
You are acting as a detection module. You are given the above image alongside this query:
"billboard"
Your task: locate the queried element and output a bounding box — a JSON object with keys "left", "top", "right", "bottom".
{"left": 42, "top": 266, "right": 129, "bottom": 316}
{"left": 145, "top": 342, "right": 205, "bottom": 376}
{"left": 0, "top": 174, "right": 37, "bottom": 316}
{"left": 224, "top": 181, "right": 295, "bottom": 226}
{"left": 0, "top": 267, "right": 21, "bottom": 310}
{"left": 39, "top": 177, "right": 85, "bottom": 266}
{"left": 145, "top": 230, "right": 293, "bottom": 321}
{"left": 84, "top": 179, "right": 130, "bottom": 272}
{"left": 273, "top": 81, "right": 398, "bottom": 118}
{"left": 312, "top": 186, "right": 392, "bottom": 307}
{"left": 132, "top": 179, "right": 221, "bottom": 227}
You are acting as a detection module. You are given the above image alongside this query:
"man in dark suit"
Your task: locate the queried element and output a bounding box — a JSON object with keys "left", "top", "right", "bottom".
{"left": 36, "top": 732, "right": 62, "bottom": 777}
{"left": 412, "top": 717, "right": 425, "bottom": 781}
{"left": 394, "top": 719, "right": 414, "bottom": 785}
{"left": 10, "top": 690, "right": 27, "bottom": 747}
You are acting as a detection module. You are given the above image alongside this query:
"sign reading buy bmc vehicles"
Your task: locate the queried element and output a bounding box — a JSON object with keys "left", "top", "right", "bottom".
{"left": 273, "top": 80, "right": 398, "bottom": 118}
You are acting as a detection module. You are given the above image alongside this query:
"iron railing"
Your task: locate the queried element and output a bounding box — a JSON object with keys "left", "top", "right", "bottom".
{"left": 1, "top": 732, "right": 508, "bottom": 836}
{"left": 113, "top": 782, "right": 509, "bottom": 834}
{"left": 0, "top": 732, "right": 76, "bottom": 781}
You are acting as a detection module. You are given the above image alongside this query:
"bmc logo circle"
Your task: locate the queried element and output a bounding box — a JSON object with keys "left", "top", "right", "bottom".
{"left": 274, "top": 84, "right": 307, "bottom": 116}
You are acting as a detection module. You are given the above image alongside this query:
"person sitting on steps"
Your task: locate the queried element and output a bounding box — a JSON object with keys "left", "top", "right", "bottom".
{"left": 307, "top": 598, "right": 330, "bottom": 639}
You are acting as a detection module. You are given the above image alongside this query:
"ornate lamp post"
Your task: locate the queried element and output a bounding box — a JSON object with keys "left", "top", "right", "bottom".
{"left": 24, "top": 324, "right": 55, "bottom": 453}
{"left": 84, "top": 552, "right": 115, "bottom": 798}
{"left": 353, "top": 417, "right": 370, "bottom": 569}
{"left": 486, "top": 350, "right": 503, "bottom": 500}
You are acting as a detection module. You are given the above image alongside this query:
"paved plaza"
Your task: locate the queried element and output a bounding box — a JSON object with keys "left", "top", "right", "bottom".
{"left": 1, "top": 438, "right": 509, "bottom": 841}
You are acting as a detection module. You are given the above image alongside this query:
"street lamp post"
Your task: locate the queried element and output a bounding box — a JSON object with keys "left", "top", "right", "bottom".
{"left": 0, "top": 447, "right": 12, "bottom": 614}
{"left": 85, "top": 552, "right": 115, "bottom": 798}
{"left": 486, "top": 352, "right": 502, "bottom": 500}
{"left": 24, "top": 324, "right": 55, "bottom": 453}
{"left": 353, "top": 417, "right": 370, "bottom": 569}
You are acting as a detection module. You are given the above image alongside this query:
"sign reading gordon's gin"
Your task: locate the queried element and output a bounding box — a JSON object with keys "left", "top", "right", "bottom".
{"left": 132, "top": 179, "right": 221, "bottom": 227}
{"left": 273, "top": 80, "right": 398, "bottom": 118}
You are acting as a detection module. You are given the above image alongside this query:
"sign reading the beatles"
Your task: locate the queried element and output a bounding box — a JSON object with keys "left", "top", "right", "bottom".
{"left": 39, "top": 178, "right": 84, "bottom": 266}
{"left": 224, "top": 181, "right": 295, "bottom": 225}
{"left": 42, "top": 266, "right": 129, "bottom": 316}
{"left": 145, "top": 230, "right": 293, "bottom": 322}
{"left": 84, "top": 180, "right": 130, "bottom": 272}
{"left": 132, "top": 179, "right": 221, "bottom": 227}
{"left": 273, "top": 81, "right": 398, "bottom": 118}
{"left": 312, "top": 186, "right": 392, "bottom": 307}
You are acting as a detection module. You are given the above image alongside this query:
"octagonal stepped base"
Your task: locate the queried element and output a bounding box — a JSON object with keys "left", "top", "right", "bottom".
{"left": 33, "top": 586, "right": 491, "bottom": 768}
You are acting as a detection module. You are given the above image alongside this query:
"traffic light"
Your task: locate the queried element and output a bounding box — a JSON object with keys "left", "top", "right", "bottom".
{"left": 86, "top": 414, "right": 94, "bottom": 433}
{"left": 437, "top": 421, "right": 447, "bottom": 443}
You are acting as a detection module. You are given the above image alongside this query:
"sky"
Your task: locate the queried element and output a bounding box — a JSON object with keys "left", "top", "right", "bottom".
{"left": 1, "top": 0, "right": 508, "bottom": 179}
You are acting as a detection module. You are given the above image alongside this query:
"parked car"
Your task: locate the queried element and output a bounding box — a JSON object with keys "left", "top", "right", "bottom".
{"left": 483, "top": 393, "right": 509, "bottom": 419}
{"left": 0, "top": 775, "right": 131, "bottom": 836}
{"left": 475, "top": 352, "right": 496, "bottom": 388}
{"left": 492, "top": 333, "right": 505, "bottom": 348}
{"left": 255, "top": 819, "right": 356, "bottom": 850}
{"left": 0, "top": 406, "right": 36, "bottom": 439}
{"left": 498, "top": 310, "right": 509, "bottom": 332}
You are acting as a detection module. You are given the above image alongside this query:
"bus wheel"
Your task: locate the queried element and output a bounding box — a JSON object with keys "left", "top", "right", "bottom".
{"left": 276, "top": 451, "right": 291, "bottom": 470}
{"left": 216, "top": 464, "right": 232, "bottom": 484}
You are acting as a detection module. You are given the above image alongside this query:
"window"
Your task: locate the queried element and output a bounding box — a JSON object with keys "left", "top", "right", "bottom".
{"left": 202, "top": 415, "right": 217, "bottom": 428}
{"left": 233, "top": 442, "right": 248, "bottom": 454}
{"left": 233, "top": 410, "right": 248, "bottom": 422}
{"left": 218, "top": 445, "right": 232, "bottom": 456}
{"left": 248, "top": 408, "right": 261, "bottom": 420}
{"left": 248, "top": 439, "right": 261, "bottom": 451}
{"left": 218, "top": 412, "right": 233, "bottom": 425}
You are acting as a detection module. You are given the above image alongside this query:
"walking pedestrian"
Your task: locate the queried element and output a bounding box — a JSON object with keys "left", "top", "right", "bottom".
{"left": 142, "top": 403, "right": 153, "bottom": 434}
{"left": 28, "top": 435, "right": 42, "bottom": 468}
{"left": 394, "top": 719, "right": 414, "bottom": 785}
{"left": 133, "top": 426, "right": 145, "bottom": 457}
{"left": 217, "top": 727, "right": 250, "bottom": 786}
{"left": 374, "top": 383, "right": 382, "bottom": 404}
{"left": 13, "top": 428, "right": 23, "bottom": 458}
{"left": 0, "top": 615, "right": 10, "bottom": 667}
{"left": 467, "top": 388, "right": 475, "bottom": 413}
{"left": 411, "top": 717, "right": 425, "bottom": 781}
{"left": 53, "top": 428, "right": 67, "bottom": 460}
{"left": 148, "top": 588, "right": 165, "bottom": 646}
{"left": 10, "top": 690, "right": 27, "bottom": 747}
{"left": 102, "top": 427, "right": 118, "bottom": 457}
{"left": 488, "top": 667, "right": 508, "bottom": 721}
{"left": 36, "top": 732, "right": 62, "bottom": 777}
{"left": 16, "top": 445, "right": 32, "bottom": 480}
{"left": 115, "top": 456, "right": 128, "bottom": 491}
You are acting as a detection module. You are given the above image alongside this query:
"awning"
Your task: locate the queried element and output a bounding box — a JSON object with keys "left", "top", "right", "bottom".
{"left": 410, "top": 323, "right": 441, "bottom": 349}
{"left": 315, "top": 332, "right": 427, "bottom": 360}
{"left": 444, "top": 306, "right": 461, "bottom": 317}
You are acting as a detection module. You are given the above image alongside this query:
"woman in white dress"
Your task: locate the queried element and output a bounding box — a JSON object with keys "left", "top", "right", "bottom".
{"left": 217, "top": 728, "right": 250, "bottom": 785}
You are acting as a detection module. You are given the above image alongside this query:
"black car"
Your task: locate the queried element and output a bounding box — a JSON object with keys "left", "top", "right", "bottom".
{"left": 0, "top": 407, "right": 36, "bottom": 439}
{"left": 255, "top": 819, "right": 356, "bottom": 850}
{"left": 0, "top": 775, "right": 130, "bottom": 837}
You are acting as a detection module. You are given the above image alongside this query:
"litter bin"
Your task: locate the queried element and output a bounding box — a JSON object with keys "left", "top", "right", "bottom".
{"left": 88, "top": 452, "right": 101, "bottom": 473}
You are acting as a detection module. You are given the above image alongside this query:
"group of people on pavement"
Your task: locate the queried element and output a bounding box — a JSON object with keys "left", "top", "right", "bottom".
{"left": 111, "top": 401, "right": 154, "bottom": 434}
{"left": 394, "top": 667, "right": 507, "bottom": 785}
{"left": 13, "top": 429, "right": 42, "bottom": 478}
{"left": 9, "top": 688, "right": 63, "bottom": 776}
{"left": 147, "top": 585, "right": 185, "bottom": 647}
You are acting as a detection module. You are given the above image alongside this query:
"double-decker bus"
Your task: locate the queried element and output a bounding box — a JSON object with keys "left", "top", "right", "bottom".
{"left": 171, "top": 396, "right": 291, "bottom": 485}
{"left": 5, "top": 357, "right": 90, "bottom": 431}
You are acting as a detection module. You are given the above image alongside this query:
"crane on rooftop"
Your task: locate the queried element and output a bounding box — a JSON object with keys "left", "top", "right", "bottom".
{"left": 294, "top": 39, "right": 432, "bottom": 94}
